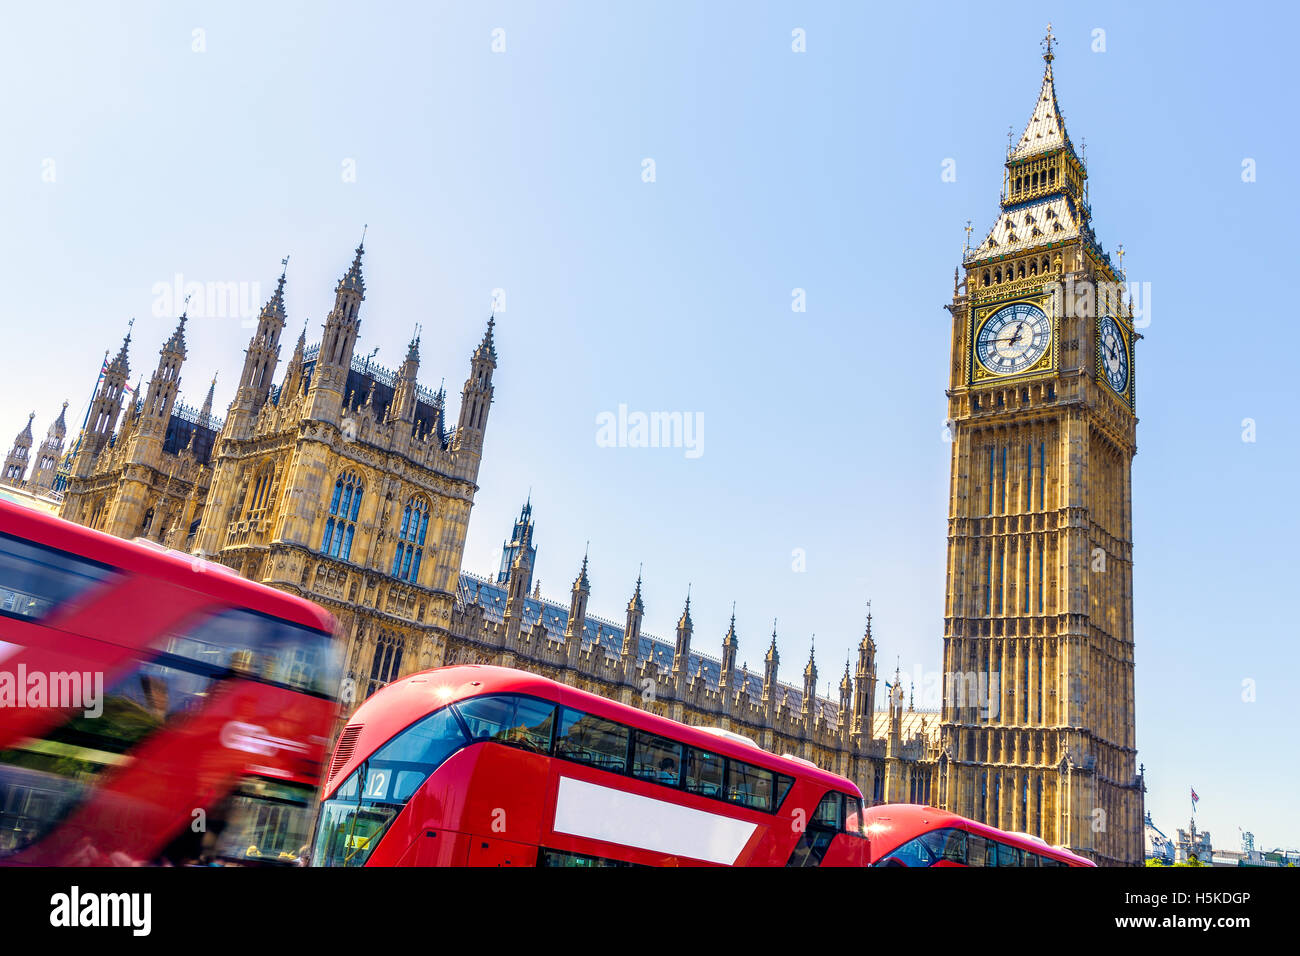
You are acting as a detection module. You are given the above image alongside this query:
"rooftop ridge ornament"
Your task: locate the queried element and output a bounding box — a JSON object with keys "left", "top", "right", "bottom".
{"left": 1042, "top": 22, "right": 1055, "bottom": 63}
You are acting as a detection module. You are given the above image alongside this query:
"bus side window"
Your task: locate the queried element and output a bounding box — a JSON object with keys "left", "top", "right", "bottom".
{"left": 786, "top": 790, "right": 844, "bottom": 867}
{"left": 555, "top": 708, "right": 629, "bottom": 773}
{"left": 455, "top": 695, "right": 516, "bottom": 743}
{"left": 995, "top": 841, "right": 1022, "bottom": 867}
{"left": 510, "top": 697, "right": 556, "bottom": 754}
{"left": 631, "top": 731, "right": 682, "bottom": 787}
{"left": 726, "top": 760, "right": 776, "bottom": 811}
{"left": 812, "top": 790, "right": 842, "bottom": 829}
{"left": 683, "top": 748, "right": 724, "bottom": 797}
{"left": 844, "top": 795, "right": 865, "bottom": 835}
{"left": 0, "top": 532, "right": 114, "bottom": 622}
{"left": 966, "top": 832, "right": 988, "bottom": 866}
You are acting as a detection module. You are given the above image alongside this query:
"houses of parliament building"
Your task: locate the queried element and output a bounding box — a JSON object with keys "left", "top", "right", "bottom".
{"left": 1, "top": 33, "right": 1142, "bottom": 864}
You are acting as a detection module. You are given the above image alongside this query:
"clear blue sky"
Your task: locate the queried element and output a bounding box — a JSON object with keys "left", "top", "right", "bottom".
{"left": 2, "top": 1, "right": 1296, "bottom": 850}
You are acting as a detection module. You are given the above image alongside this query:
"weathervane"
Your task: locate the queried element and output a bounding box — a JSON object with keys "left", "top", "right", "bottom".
{"left": 963, "top": 219, "right": 973, "bottom": 254}
{"left": 1042, "top": 22, "right": 1055, "bottom": 63}
{"left": 1116, "top": 243, "right": 1126, "bottom": 281}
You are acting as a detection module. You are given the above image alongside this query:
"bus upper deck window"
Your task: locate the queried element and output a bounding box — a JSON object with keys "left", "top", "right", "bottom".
{"left": 0, "top": 532, "right": 114, "bottom": 622}
{"left": 555, "top": 709, "right": 629, "bottom": 773}
{"left": 455, "top": 695, "right": 556, "bottom": 754}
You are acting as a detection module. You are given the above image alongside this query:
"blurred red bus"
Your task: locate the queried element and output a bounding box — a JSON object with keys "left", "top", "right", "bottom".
{"left": 862, "top": 803, "right": 1095, "bottom": 867}
{"left": 0, "top": 499, "right": 341, "bottom": 865}
{"left": 311, "top": 664, "right": 869, "bottom": 866}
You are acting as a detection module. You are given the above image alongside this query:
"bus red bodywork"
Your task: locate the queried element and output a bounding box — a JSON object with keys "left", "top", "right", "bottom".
{"left": 862, "top": 803, "right": 1096, "bottom": 867}
{"left": 0, "top": 499, "right": 341, "bottom": 865}
{"left": 313, "top": 664, "right": 871, "bottom": 867}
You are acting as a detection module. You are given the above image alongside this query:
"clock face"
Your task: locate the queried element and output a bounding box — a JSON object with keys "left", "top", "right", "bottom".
{"left": 1098, "top": 315, "right": 1129, "bottom": 393}
{"left": 975, "top": 302, "right": 1051, "bottom": 376}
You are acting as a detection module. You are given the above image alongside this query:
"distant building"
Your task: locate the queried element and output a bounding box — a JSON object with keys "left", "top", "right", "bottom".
{"left": 1175, "top": 817, "right": 1213, "bottom": 865}
{"left": 1145, "top": 812, "right": 1174, "bottom": 864}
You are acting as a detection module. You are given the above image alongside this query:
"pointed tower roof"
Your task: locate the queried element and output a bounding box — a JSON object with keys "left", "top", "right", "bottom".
{"left": 677, "top": 587, "right": 692, "bottom": 630}
{"left": 262, "top": 263, "right": 289, "bottom": 322}
{"left": 574, "top": 544, "right": 591, "bottom": 591}
{"left": 967, "top": 26, "right": 1089, "bottom": 265}
{"left": 628, "top": 566, "right": 645, "bottom": 613}
{"left": 200, "top": 373, "right": 217, "bottom": 422}
{"left": 766, "top": 620, "right": 779, "bottom": 662}
{"left": 861, "top": 600, "right": 876, "bottom": 650}
{"left": 17, "top": 412, "right": 34, "bottom": 443}
{"left": 723, "top": 603, "right": 738, "bottom": 647}
{"left": 1010, "top": 25, "right": 1071, "bottom": 161}
{"left": 475, "top": 315, "right": 498, "bottom": 363}
{"left": 109, "top": 324, "right": 133, "bottom": 375}
{"left": 164, "top": 312, "right": 188, "bottom": 357}
{"left": 804, "top": 636, "right": 817, "bottom": 678}
{"left": 48, "top": 401, "right": 69, "bottom": 441}
{"left": 337, "top": 230, "right": 366, "bottom": 295}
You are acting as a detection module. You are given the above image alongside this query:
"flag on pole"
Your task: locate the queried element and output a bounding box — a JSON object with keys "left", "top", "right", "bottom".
{"left": 1191, "top": 787, "right": 1199, "bottom": 812}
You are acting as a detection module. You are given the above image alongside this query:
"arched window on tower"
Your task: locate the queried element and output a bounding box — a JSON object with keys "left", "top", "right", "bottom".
{"left": 321, "top": 470, "right": 363, "bottom": 561}
{"left": 367, "top": 630, "right": 405, "bottom": 698}
{"left": 391, "top": 496, "right": 430, "bottom": 583}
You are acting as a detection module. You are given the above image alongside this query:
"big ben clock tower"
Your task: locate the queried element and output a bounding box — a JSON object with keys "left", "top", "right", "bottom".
{"left": 936, "top": 27, "right": 1144, "bottom": 866}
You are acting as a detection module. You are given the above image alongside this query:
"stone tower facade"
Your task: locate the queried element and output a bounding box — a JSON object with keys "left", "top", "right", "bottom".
{"left": 935, "top": 30, "right": 1143, "bottom": 865}
{"left": 27, "top": 402, "right": 70, "bottom": 494}
{"left": 58, "top": 240, "right": 497, "bottom": 698}
{"left": 2, "top": 413, "right": 35, "bottom": 485}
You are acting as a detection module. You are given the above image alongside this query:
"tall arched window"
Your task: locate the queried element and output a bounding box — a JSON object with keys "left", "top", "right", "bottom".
{"left": 391, "top": 496, "right": 429, "bottom": 583}
{"left": 367, "top": 631, "right": 405, "bottom": 698}
{"left": 321, "top": 470, "right": 363, "bottom": 561}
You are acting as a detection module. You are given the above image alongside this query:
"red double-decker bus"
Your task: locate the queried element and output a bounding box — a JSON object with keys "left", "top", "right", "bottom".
{"left": 311, "top": 664, "right": 870, "bottom": 866}
{"left": 0, "top": 499, "right": 341, "bottom": 866}
{"left": 862, "top": 804, "right": 1095, "bottom": 867}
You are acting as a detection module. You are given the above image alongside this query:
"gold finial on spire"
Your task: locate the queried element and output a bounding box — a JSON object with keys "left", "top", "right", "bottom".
{"left": 963, "top": 219, "right": 973, "bottom": 254}
{"left": 1116, "top": 243, "right": 1126, "bottom": 281}
{"left": 1042, "top": 22, "right": 1055, "bottom": 64}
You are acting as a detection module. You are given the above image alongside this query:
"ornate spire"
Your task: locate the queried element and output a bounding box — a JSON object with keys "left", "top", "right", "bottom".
{"left": 110, "top": 322, "right": 133, "bottom": 374}
{"left": 337, "top": 229, "right": 366, "bottom": 295}
{"left": 1010, "top": 24, "right": 1070, "bottom": 162}
{"left": 804, "top": 635, "right": 817, "bottom": 678}
{"left": 628, "top": 565, "right": 645, "bottom": 613}
{"left": 766, "top": 619, "right": 778, "bottom": 661}
{"left": 677, "top": 585, "right": 692, "bottom": 630}
{"left": 49, "top": 401, "right": 68, "bottom": 440}
{"left": 475, "top": 314, "right": 498, "bottom": 363}
{"left": 164, "top": 311, "right": 188, "bottom": 357}
{"left": 575, "top": 543, "right": 590, "bottom": 591}
{"left": 200, "top": 373, "right": 217, "bottom": 422}
{"left": 723, "top": 603, "right": 738, "bottom": 647}
{"left": 19, "top": 411, "right": 34, "bottom": 441}
{"left": 861, "top": 599, "right": 875, "bottom": 649}
{"left": 262, "top": 261, "right": 289, "bottom": 322}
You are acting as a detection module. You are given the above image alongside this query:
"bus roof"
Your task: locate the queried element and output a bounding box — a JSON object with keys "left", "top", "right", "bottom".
{"left": 861, "top": 803, "right": 1095, "bottom": 865}
{"left": 343, "top": 664, "right": 864, "bottom": 796}
{"left": 0, "top": 498, "right": 335, "bottom": 634}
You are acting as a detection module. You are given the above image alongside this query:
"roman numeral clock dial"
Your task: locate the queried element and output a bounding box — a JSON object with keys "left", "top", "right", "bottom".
{"left": 974, "top": 302, "right": 1051, "bottom": 376}
{"left": 1098, "top": 314, "right": 1130, "bottom": 395}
